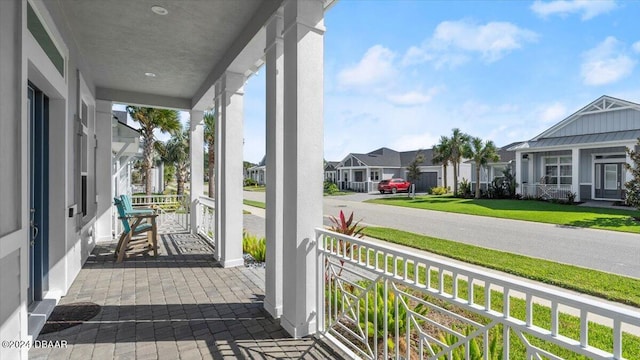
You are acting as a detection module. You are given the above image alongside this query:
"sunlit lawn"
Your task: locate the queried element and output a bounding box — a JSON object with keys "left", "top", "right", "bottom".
{"left": 366, "top": 195, "right": 640, "bottom": 233}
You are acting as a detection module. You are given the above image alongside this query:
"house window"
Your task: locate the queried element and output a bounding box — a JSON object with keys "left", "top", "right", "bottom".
{"left": 370, "top": 170, "right": 380, "bottom": 181}
{"left": 354, "top": 171, "right": 364, "bottom": 182}
{"left": 544, "top": 156, "right": 571, "bottom": 186}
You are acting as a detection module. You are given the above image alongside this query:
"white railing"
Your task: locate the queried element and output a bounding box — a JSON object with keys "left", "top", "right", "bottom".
{"left": 130, "top": 194, "right": 190, "bottom": 231}
{"left": 196, "top": 196, "right": 215, "bottom": 245}
{"left": 315, "top": 229, "right": 640, "bottom": 360}
{"left": 344, "top": 181, "right": 378, "bottom": 193}
{"left": 521, "top": 184, "right": 574, "bottom": 200}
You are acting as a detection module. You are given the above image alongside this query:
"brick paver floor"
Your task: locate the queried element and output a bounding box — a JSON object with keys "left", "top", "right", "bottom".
{"left": 29, "top": 227, "right": 345, "bottom": 359}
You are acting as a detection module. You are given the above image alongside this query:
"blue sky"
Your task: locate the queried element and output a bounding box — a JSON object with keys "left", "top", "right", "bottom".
{"left": 242, "top": 0, "right": 640, "bottom": 164}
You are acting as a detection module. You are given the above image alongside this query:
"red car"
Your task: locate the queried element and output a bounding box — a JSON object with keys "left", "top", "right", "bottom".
{"left": 378, "top": 178, "right": 411, "bottom": 194}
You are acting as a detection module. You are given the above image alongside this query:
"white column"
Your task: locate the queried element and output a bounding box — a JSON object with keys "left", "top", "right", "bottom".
{"left": 214, "top": 95, "right": 223, "bottom": 261}
{"left": 515, "top": 151, "right": 522, "bottom": 195}
{"left": 281, "top": 0, "right": 325, "bottom": 338}
{"left": 572, "top": 148, "right": 580, "bottom": 201}
{"left": 264, "top": 10, "right": 284, "bottom": 319}
{"left": 190, "top": 110, "right": 204, "bottom": 234}
{"left": 626, "top": 143, "right": 634, "bottom": 183}
{"left": 95, "top": 100, "right": 113, "bottom": 241}
{"left": 528, "top": 153, "right": 535, "bottom": 184}
{"left": 214, "top": 72, "right": 245, "bottom": 268}
{"left": 365, "top": 167, "right": 371, "bottom": 192}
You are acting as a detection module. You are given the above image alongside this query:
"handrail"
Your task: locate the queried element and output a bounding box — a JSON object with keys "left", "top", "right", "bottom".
{"left": 316, "top": 228, "right": 640, "bottom": 359}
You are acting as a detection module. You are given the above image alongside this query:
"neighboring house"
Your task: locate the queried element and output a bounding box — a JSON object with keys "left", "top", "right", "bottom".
{"left": 468, "top": 142, "right": 522, "bottom": 192}
{"left": 336, "top": 147, "right": 470, "bottom": 193}
{"left": 247, "top": 156, "right": 266, "bottom": 185}
{"left": 324, "top": 161, "right": 339, "bottom": 183}
{"left": 510, "top": 95, "right": 640, "bottom": 202}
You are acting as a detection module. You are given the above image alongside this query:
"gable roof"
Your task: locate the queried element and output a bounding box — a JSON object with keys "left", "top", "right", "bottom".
{"left": 400, "top": 149, "right": 435, "bottom": 166}
{"left": 340, "top": 147, "right": 402, "bottom": 167}
{"left": 533, "top": 95, "right": 640, "bottom": 140}
{"left": 324, "top": 161, "right": 339, "bottom": 171}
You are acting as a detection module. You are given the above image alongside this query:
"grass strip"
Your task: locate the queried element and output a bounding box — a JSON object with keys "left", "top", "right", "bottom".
{"left": 243, "top": 199, "right": 266, "bottom": 209}
{"left": 361, "top": 226, "right": 640, "bottom": 307}
{"left": 366, "top": 196, "right": 640, "bottom": 233}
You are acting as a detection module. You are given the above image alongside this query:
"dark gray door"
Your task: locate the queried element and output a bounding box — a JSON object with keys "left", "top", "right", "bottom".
{"left": 595, "top": 163, "right": 624, "bottom": 199}
{"left": 414, "top": 172, "right": 438, "bottom": 192}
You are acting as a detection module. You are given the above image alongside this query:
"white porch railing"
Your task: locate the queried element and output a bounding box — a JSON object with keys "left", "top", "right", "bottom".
{"left": 196, "top": 196, "right": 215, "bottom": 244}
{"left": 521, "top": 184, "right": 574, "bottom": 200}
{"left": 343, "top": 181, "right": 379, "bottom": 193}
{"left": 130, "top": 194, "right": 190, "bottom": 231}
{"left": 315, "top": 229, "right": 640, "bottom": 360}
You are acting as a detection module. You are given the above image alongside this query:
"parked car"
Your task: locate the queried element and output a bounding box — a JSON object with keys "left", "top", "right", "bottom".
{"left": 378, "top": 178, "right": 411, "bottom": 194}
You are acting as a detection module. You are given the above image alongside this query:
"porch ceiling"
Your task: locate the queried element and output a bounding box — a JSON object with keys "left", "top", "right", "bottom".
{"left": 46, "top": 0, "right": 282, "bottom": 109}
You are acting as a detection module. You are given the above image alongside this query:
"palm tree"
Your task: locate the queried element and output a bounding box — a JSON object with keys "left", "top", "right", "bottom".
{"left": 203, "top": 111, "right": 216, "bottom": 197}
{"left": 126, "top": 106, "right": 180, "bottom": 195}
{"left": 432, "top": 136, "right": 451, "bottom": 190}
{"left": 165, "top": 127, "right": 190, "bottom": 195}
{"left": 464, "top": 137, "right": 500, "bottom": 199}
{"left": 448, "top": 128, "right": 471, "bottom": 196}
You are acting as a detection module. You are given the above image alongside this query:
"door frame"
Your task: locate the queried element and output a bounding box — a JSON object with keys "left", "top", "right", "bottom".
{"left": 28, "top": 82, "right": 49, "bottom": 305}
{"left": 593, "top": 157, "right": 625, "bottom": 201}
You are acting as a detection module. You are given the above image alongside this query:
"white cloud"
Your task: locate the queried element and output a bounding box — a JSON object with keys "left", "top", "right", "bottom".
{"left": 539, "top": 102, "right": 567, "bottom": 123}
{"left": 531, "top": 0, "right": 617, "bottom": 20}
{"left": 633, "top": 41, "right": 640, "bottom": 54}
{"left": 581, "top": 36, "right": 636, "bottom": 86}
{"left": 402, "top": 20, "right": 538, "bottom": 67}
{"left": 337, "top": 45, "right": 397, "bottom": 89}
{"left": 387, "top": 88, "right": 440, "bottom": 106}
{"left": 389, "top": 132, "right": 439, "bottom": 152}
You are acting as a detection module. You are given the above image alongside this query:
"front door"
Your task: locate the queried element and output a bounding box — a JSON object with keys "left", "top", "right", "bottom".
{"left": 28, "top": 84, "right": 49, "bottom": 304}
{"left": 594, "top": 163, "right": 624, "bottom": 200}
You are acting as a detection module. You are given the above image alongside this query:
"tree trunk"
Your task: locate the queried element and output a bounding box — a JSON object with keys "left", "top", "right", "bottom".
{"left": 176, "top": 168, "right": 184, "bottom": 195}
{"left": 443, "top": 164, "right": 448, "bottom": 190}
{"left": 208, "top": 142, "right": 215, "bottom": 198}
{"left": 475, "top": 166, "right": 481, "bottom": 199}
{"left": 453, "top": 160, "right": 458, "bottom": 195}
{"left": 143, "top": 138, "right": 154, "bottom": 195}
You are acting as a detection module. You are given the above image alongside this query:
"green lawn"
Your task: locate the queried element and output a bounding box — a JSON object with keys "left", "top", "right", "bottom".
{"left": 243, "top": 199, "right": 265, "bottom": 209}
{"left": 243, "top": 185, "right": 266, "bottom": 192}
{"left": 362, "top": 226, "right": 640, "bottom": 307}
{"left": 366, "top": 196, "right": 640, "bottom": 233}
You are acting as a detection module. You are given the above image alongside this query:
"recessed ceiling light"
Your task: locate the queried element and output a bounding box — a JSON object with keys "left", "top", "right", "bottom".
{"left": 145, "top": 72, "right": 156, "bottom": 77}
{"left": 151, "top": 6, "right": 168, "bottom": 15}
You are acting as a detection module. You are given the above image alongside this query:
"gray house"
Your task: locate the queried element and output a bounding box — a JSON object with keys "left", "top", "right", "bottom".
{"left": 324, "top": 161, "right": 340, "bottom": 183}
{"left": 336, "top": 147, "right": 470, "bottom": 193}
{"left": 511, "top": 95, "right": 640, "bottom": 201}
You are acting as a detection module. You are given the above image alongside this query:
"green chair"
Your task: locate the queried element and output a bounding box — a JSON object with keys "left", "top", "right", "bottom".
{"left": 120, "top": 194, "right": 154, "bottom": 216}
{"left": 114, "top": 197, "right": 158, "bottom": 262}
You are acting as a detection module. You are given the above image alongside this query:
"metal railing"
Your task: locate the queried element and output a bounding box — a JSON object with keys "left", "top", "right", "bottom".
{"left": 130, "top": 194, "right": 190, "bottom": 231}
{"left": 521, "top": 184, "right": 574, "bottom": 200}
{"left": 316, "top": 228, "right": 640, "bottom": 359}
{"left": 196, "top": 196, "right": 215, "bottom": 245}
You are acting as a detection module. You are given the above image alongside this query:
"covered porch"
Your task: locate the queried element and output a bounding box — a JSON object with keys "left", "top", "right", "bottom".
{"left": 29, "top": 219, "right": 345, "bottom": 359}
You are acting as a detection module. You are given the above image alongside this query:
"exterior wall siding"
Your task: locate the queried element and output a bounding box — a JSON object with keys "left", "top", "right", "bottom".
{"left": 552, "top": 109, "right": 640, "bottom": 137}
{"left": 580, "top": 184, "right": 592, "bottom": 200}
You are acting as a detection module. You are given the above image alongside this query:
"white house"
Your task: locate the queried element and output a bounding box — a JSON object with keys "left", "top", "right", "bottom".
{"left": 246, "top": 155, "right": 266, "bottom": 185}
{"left": 468, "top": 142, "right": 522, "bottom": 193}
{"left": 0, "top": 1, "right": 332, "bottom": 357}
{"left": 336, "top": 147, "right": 470, "bottom": 193}
{"left": 511, "top": 95, "right": 640, "bottom": 202}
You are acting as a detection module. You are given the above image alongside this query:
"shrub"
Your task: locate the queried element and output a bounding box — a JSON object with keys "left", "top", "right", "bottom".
{"left": 242, "top": 231, "right": 266, "bottom": 262}
{"left": 324, "top": 180, "right": 339, "bottom": 195}
{"left": 327, "top": 211, "right": 365, "bottom": 276}
{"left": 567, "top": 191, "right": 576, "bottom": 205}
{"left": 244, "top": 178, "right": 258, "bottom": 186}
{"left": 457, "top": 178, "right": 473, "bottom": 198}
{"left": 430, "top": 186, "right": 448, "bottom": 195}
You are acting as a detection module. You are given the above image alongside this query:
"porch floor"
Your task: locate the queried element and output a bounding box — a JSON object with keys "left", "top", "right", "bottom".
{"left": 29, "top": 225, "right": 345, "bottom": 359}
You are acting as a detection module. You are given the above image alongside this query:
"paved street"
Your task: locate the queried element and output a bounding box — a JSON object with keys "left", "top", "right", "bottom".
{"left": 244, "top": 191, "right": 640, "bottom": 279}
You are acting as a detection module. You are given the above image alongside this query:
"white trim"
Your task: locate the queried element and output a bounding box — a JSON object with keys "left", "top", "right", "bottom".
{"left": 522, "top": 140, "right": 633, "bottom": 153}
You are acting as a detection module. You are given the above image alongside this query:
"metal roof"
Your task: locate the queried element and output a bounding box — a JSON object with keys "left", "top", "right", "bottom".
{"left": 524, "top": 130, "right": 640, "bottom": 148}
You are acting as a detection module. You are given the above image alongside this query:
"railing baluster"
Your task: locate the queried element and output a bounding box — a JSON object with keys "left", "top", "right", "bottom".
{"left": 580, "top": 310, "right": 588, "bottom": 348}
{"left": 551, "top": 301, "right": 559, "bottom": 336}
{"left": 613, "top": 319, "right": 622, "bottom": 359}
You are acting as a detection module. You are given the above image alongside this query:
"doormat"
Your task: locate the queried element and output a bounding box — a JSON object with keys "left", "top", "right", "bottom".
{"left": 40, "top": 302, "right": 101, "bottom": 334}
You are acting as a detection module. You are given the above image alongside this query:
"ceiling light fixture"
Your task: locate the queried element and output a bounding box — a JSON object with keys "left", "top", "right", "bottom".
{"left": 145, "top": 72, "right": 157, "bottom": 77}
{"left": 151, "top": 6, "right": 168, "bottom": 15}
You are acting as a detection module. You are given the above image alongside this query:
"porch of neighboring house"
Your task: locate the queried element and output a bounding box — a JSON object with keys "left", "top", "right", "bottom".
{"left": 29, "top": 215, "right": 345, "bottom": 360}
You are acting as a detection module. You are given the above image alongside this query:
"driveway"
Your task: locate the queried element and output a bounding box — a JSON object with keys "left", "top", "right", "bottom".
{"left": 244, "top": 191, "right": 640, "bottom": 279}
